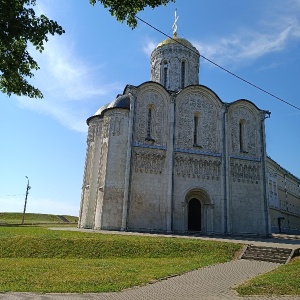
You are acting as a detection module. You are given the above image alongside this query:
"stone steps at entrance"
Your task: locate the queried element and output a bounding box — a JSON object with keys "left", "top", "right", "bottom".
{"left": 241, "top": 245, "right": 295, "bottom": 264}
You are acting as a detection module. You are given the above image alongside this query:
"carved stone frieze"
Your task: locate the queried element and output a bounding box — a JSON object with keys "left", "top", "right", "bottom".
{"left": 230, "top": 158, "right": 260, "bottom": 184}
{"left": 175, "top": 153, "right": 221, "bottom": 180}
{"left": 133, "top": 147, "right": 166, "bottom": 174}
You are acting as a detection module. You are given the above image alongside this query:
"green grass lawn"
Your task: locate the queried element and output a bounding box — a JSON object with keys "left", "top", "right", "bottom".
{"left": 236, "top": 256, "right": 300, "bottom": 296}
{"left": 0, "top": 212, "right": 78, "bottom": 224}
{"left": 0, "top": 226, "right": 242, "bottom": 293}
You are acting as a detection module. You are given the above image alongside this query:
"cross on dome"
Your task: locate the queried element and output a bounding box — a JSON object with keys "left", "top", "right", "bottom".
{"left": 172, "top": 9, "right": 179, "bottom": 37}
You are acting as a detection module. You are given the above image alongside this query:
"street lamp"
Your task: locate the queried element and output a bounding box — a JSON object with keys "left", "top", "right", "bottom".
{"left": 21, "top": 176, "right": 31, "bottom": 225}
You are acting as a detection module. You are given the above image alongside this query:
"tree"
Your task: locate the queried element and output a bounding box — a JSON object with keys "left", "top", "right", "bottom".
{"left": 90, "top": 0, "right": 176, "bottom": 29}
{"left": 0, "top": 0, "right": 64, "bottom": 98}
{"left": 1, "top": 1, "right": 174, "bottom": 99}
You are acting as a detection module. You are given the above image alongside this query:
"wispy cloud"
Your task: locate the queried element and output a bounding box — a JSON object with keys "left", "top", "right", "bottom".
{"left": 142, "top": 6, "right": 300, "bottom": 70}
{"left": 194, "top": 21, "right": 300, "bottom": 68}
{"left": 143, "top": 39, "right": 157, "bottom": 56}
{"left": 14, "top": 1, "right": 122, "bottom": 132}
{"left": 193, "top": 2, "right": 300, "bottom": 69}
{"left": 16, "top": 36, "right": 122, "bottom": 132}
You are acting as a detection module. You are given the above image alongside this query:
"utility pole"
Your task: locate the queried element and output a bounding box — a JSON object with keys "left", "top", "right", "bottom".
{"left": 21, "top": 176, "right": 31, "bottom": 225}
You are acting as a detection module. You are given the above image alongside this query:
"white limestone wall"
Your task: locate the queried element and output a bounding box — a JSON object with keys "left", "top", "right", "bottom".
{"left": 227, "top": 102, "right": 268, "bottom": 235}
{"left": 172, "top": 156, "right": 224, "bottom": 234}
{"left": 129, "top": 159, "right": 169, "bottom": 231}
{"left": 172, "top": 87, "right": 225, "bottom": 233}
{"left": 78, "top": 118, "right": 102, "bottom": 229}
{"left": 127, "top": 84, "right": 171, "bottom": 231}
{"left": 100, "top": 109, "right": 130, "bottom": 230}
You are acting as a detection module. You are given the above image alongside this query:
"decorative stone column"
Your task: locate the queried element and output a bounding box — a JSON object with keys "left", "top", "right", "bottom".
{"left": 204, "top": 204, "right": 215, "bottom": 235}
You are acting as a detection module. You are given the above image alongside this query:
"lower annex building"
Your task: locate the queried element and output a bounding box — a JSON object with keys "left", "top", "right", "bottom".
{"left": 78, "top": 32, "right": 300, "bottom": 236}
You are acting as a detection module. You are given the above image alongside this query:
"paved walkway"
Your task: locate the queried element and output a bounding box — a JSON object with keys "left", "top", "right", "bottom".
{"left": 53, "top": 228, "right": 300, "bottom": 250}
{"left": 1, "top": 229, "right": 300, "bottom": 300}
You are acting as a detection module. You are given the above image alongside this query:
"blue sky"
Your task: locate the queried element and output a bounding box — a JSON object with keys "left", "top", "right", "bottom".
{"left": 1, "top": 0, "right": 300, "bottom": 216}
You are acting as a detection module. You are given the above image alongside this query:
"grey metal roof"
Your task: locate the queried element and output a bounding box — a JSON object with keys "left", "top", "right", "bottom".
{"left": 87, "top": 94, "right": 130, "bottom": 125}
{"left": 106, "top": 94, "right": 130, "bottom": 110}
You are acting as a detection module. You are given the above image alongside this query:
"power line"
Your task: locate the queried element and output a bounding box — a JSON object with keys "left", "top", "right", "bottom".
{"left": 136, "top": 16, "right": 300, "bottom": 111}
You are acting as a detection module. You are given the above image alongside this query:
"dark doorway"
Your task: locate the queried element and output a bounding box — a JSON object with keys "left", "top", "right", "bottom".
{"left": 188, "top": 198, "right": 202, "bottom": 231}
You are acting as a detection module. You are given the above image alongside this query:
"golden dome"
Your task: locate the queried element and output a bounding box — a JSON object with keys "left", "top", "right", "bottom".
{"left": 156, "top": 37, "right": 196, "bottom": 50}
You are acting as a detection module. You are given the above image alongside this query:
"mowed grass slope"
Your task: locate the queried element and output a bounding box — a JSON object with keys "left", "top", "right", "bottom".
{"left": 0, "top": 226, "right": 242, "bottom": 293}
{"left": 0, "top": 212, "right": 78, "bottom": 224}
{"left": 236, "top": 256, "right": 300, "bottom": 296}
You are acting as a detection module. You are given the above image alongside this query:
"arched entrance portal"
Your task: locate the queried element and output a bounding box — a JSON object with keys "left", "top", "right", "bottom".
{"left": 184, "top": 188, "right": 214, "bottom": 234}
{"left": 188, "top": 198, "right": 202, "bottom": 231}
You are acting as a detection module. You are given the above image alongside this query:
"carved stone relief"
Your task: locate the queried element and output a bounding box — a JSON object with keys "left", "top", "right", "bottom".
{"left": 133, "top": 147, "right": 166, "bottom": 174}
{"left": 102, "top": 116, "right": 110, "bottom": 139}
{"left": 134, "top": 90, "right": 166, "bottom": 147}
{"left": 87, "top": 119, "right": 102, "bottom": 144}
{"left": 176, "top": 93, "right": 219, "bottom": 152}
{"left": 83, "top": 120, "right": 102, "bottom": 188}
{"left": 97, "top": 143, "right": 108, "bottom": 190}
{"left": 82, "top": 143, "right": 94, "bottom": 188}
{"left": 103, "top": 110, "right": 127, "bottom": 137}
{"left": 175, "top": 153, "right": 221, "bottom": 180}
{"left": 230, "top": 158, "right": 260, "bottom": 184}
{"left": 111, "top": 113, "right": 123, "bottom": 136}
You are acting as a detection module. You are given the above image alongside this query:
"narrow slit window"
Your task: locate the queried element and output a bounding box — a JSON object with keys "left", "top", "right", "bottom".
{"left": 194, "top": 114, "right": 199, "bottom": 145}
{"left": 239, "top": 120, "right": 245, "bottom": 152}
{"left": 163, "top": 62, "right": 168, "bottom": 87}
{"left": 181, "top": 60, "right": 186, "bottom": 89}
{"left": 147, "top": 107, "right": 152, "bottom": 138}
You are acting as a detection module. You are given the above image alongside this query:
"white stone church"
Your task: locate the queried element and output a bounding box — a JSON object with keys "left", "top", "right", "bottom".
{"left": 78, "top": 30, "right": 300, "bottom": 236}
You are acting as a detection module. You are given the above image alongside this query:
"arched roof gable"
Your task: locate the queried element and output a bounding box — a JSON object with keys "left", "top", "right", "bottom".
{"left": 136, "top": 81, "right": 170, "bottom": 94}
{"left": 227, "top": 99, "right": 270, "bottom": 120}
{"left": 176, "top": 84, "right": 224, "bottom": 110}
{"left": 228, "top": 99, "right": 265, "bottom": 113}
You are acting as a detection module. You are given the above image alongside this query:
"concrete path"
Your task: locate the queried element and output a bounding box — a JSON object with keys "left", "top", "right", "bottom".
{"left": 50, "top": 228, "right": 300, "bottom": 250}
{"left": 1, "top": 229, "right": 300, "bottom": 300}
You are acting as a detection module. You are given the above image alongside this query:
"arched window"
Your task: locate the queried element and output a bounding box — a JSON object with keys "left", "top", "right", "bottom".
{"left": 145, "top": 106, "right": 155, "bottom": 142}
{"left": 163, "top": 61, "right": 168, "bottom": 88}
{"left": 193, "top": 113, "right": 201, "bottom": 147}
{"left": 147, "top": 107, "right": 152, "bottom": 138}
{"left": 239, "top": 119, "right": 246, "bottom": 152}
{"left": 181, "top": 60, "right": 186, "bottom": 89}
